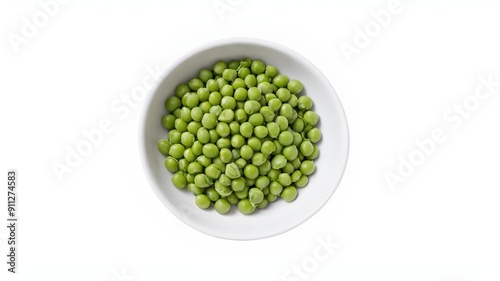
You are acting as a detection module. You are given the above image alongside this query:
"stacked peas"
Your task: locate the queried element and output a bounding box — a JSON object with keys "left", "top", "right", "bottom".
{"left": 158, "top": 58, "right": 321, "bottom": 215}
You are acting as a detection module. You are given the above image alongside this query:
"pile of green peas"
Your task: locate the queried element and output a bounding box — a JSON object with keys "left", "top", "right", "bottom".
{"left": 158, "top": 58, "right": 321, "bottom": 215}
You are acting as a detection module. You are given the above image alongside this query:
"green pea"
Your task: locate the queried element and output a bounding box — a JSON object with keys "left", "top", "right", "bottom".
{"left": 255, "top": 175, "right": 270, "bottom": 189}
{"left": 245, "top": 74, "right": 257, "bottom": 88}
{"left": 165, "top": 96, "right": 181, "bottom": 112}
{"left": 247, "top": 137, "right": 262, "bottom": 151}
{"left": 187, "top": 121, "right": 202, "bottom": 135}
{"left": 172, "top": 108, "right": 181, "bottom": 118}
{"left": 261, "top": 140, "right": 275, "bottom": 156}
{"left": 278, "top": 131, "right": 294, "bottom": 146}
{"left": 184, "top": 93, "right": 200, "bottom": 109}
{"left": 238, "top": 67, "right": 251, "bottom": 79}
{"left": 187, "top": 183, "right": 204, "bottom": 195}
{"left": 282, "top": 145, "right": 298, "bottom": 161}
{"left": 215, "top": 181, "right": 232, "bottom": 197}
{"left": 281, "top": 186, "right": 298, "bottom": 202}
{"left": 238, "top": 199, "right": 255, "bottom": 214}
{"left": 218, "top": 109, "right": 234, "bottom": 123}
{"left": 248, "top": 113, "right": 264, "bottom": 126}
{"left": 235, "top": 186, "right": 249, "bottom": 199}
{"left": 196, "top": 155, "right": 212, "bottom": 167}
{"left": 287, "top": 79, "right": 303, "bottom": 94}
{"left": 178, "top": 159, "right": 188, "bottom": 172}
{"left": 307, "top": 128, "right": 322, "bottom": 143}
{"left": 229, "top": 121, "right": 240, "bottom": 135}
{"left": 303, "top": 111, "right": 319, "bottom": 126}
{"left": 235, "top": 109, "right": 248, "bottom": 123}
{"left": 266, "top": 122, "right": 280, "bottom": 138}
{"left": 201, "top": 113, "right": 217, "bottom": 129}
{"left": 213, "top": 61, "right": 227, "bottom": 75}
{"left": 244, "top": 164, "right": 259, "bottom": 180}
{"left": 260, "top": 106, "right": 275, "bottom": 122}
{"left": 268, "top": 169, "right": 280, "bottom": 181}
{"left": 231, "top": 148, "right": 240, "bottom": 159}
{"left": 204, "top": 164, "right": 220, "bottom": 179}
{"left": 240, "top": 145, "right": 254, "bottom": 160}
{"left": 267, "top": 193, "right": 278, "bottom": 202}
{"left": 235, "top": 158, "right": 247, "bottom": 169}
{"left": 265, "top": 65, "right": 278, "bottom": 78}
{"left": 257, "top": 73, "right": 270, "bottom": 84}
{"left": 169, "top": 143, "right": 185, "bottom": 159}
{"left": 195, "top": 194, "right": 211, "bottom": 209}
{"left": 275, "top": 116, "right": 288, "bottom": 131}
{"left": 258, "top": 82, "right": 273, "bottom": 94}
{"left": 244, "top": 100, "right": 261, "bottom": 115}
{"left": 219, "top": 148, "right": 233, "bottom": 163}
{"left": 225, "top": 162, "right": 241, "bottom": 179}
{"left": 282, "top": 162, "right": 295, "bottom": 174}
{"left": 158, "top": 139, "right": 171, "bottom": 155}
{"left": 194, "top": 174, "right": 212, "bottom": 188}
{"left": 162, "top": 114, "right": 176, "bottom": 130}
{"left": 222, "top": 69, "right": 237, "bottom": 82}
{"left": 183, "top": 148, "right": 196, "bottom": 162}
{"left": 258, "top": 160, "right": 272, "bottom": 176}
{"left": 248, "top": 87, "right": 261, "bottom": 101}
{"left": 164, "top": 156, "right": 178, "bottom": 173}
{"left": 208, "top": 91, "right": 222, "bottom": 106}
{"left": 234, "top": 88, "right": 248, "bottom": 101}
{"left": 214, "top": 198, "right": 231, "bottom": 214}
{"left": 296, "top": 175, "right": 309, "bottom": 188}
{"left": 226, "top": 193, "right": 239, "bottom": 205}
{"left": 300, "top": 160, "right": 315, "bottom": 175}
{"left": 249, "top": 188, "right": 264, "bottom": 205}
{"left": 197, "top": 127, "right": 210, "bottom": 144}
{"left": 172, "top": 172, "right": 187, "bottom": 189}
{"left": 216, "top": 77, "right": 228, "bottom": 90}
{"left": 250, "top": 60, "right": 265, "bottom": 74}
{"left": 228, "top": 60, "right": 239, "bottom": 70}
{"left": 206, "top": 79, "right": 219, "bottom": 92}
{"left": 271, "top": 155, "right": 287, "bottom": 170}
{"left": 253, "top": 125, "right": 268, "bottom": 138}
{"left": 231, "top": 134, "right": 245, "bottom": 148}
{"left": 199, "top": 101, "right": 212, "bottom": 113}
{"left": 297, "top": 95, "right": 313, "bottom": 110}
{"left": 291, "top": 170, "right": 302, "bottom": 182}
{"left": 202, "top": 143, "right": 219, "bottom": 158}
{"left": 219, "top": 174, "right": 232, "bottom": 186}
{"left": 215, "top": 122, "right": 230, "bottom": 137}
{"left": 279, "top": 103, "right": 293, "bottom": 119}
{"left": 187, "top": 162, "right": 203, "bottom": 175}
{"left": 188, "top": 78, "right": 204, "bottom": 91}
{"left": 251, "top": 153, "right": 267, "bottom": 166}
{"left": 272, "top": 74, "right": 289, "bottom": 88}
{"left": 278, "top": 173, "right": 292, "bottom": 186}
{"left": 300, "top": 140, "right": 314, "bottom": 156}
{"left": 290, "top": 157, "right": 301, "bottom": 169}
{"left": 270, "top": 181, "right": 283, "bottom": 195}
{"left": 216, "top": 137, "right": 230, "bottom": 149}
{"left": 210, "top": 105, "right": 222, "bottom": 117}
{"left": 180, "top": 132, "right": 194, "bottom": 147}
{"left": 231, "top": 177, "right": 246, "bottom": 192}
{"left": 221, "top": 84, "right": 234, "bottom": 97}
{"left": 292, "top": 118, "right": 305, "bottom": 132}
{"left": 307, "top": 145, "right": 320, "bottom": 160}
{"left": 175, "top": 84, "right": 190, "bottom": 98}
{"left": 205, "top": 187, "right": 220, "bottom": 202}
{"left": 199, "top": 69, "right": 213, "bottom": 83}
{"left": 191, "top": 141, "right": 203, "bottom": 156}
{"left": 191, "top": 107, "right": 204, "bottom": 122}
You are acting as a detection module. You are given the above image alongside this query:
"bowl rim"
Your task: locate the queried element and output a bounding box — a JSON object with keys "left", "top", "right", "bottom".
{"left": 138, "top": 37, "right": 350, "bottom": 240}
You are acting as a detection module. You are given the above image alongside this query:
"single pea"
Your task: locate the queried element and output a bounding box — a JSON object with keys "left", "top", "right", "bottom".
{"left": 190, "top": 107, "right": 204, "bottom": 122}
{"left": 208, "top": 91, "right": 222, "bottom": 105}
{"left": 278, "top": 131, "right": 294, "bottom": 146}
{"left": 257, "top": 82, "right": 273, "bottom": 94}
{"left": 214, "top": 198, "right": 231, "bottom": 214}
{"left": 206, "top": 187, "right": 220, "bottom": 202}
{"left": 266, "top": 193, "right": 277, "bottom": 202}
{"left": 175, "top": 84, "right": 190, "bottom": 98}
{"left": 219, "top": 174, "right": 232, "bottom": 186}
{"left": 255, "top": 176, "right": 270, "bottom": 190}
{"left": 213, "top": 61, "right": 227, "bottom": 75}
{"left": 260, "top": 106, "right": 275, "bottom": 122}
{"left": 240, "top": 145, "right": 254, "bottom": 160}
{"left": 300, "top": 160, "right": 316, "bottom": 175}
{"left": 261, "top": 140, "right": 276, "bottom": 156}
{"left": 248, "top": 114, "right": 264, "bottom": 128}
{"left": 288, "top": 95, "right": 298, "bottom": 108}
{"left": 251, "top": 59, "right": 266, "bottom": 74}
{"left": 213, "top": 157, "right": 226, "bottom": 172}
{"left": 247, "top": 87, "right": 261, "bottom": 101}
{"left": 279, "top": 103, "right": 293, "bottom": 119}
{"left": 275, "top": 116, "right": 289, "bottom": 131}
{"left": 268, "top": 169, "right": 280, "bottom": 181}
{"left": 199, "top": 101, "right": 212, "bottom": 113}
{"left": 257, "top": 199, "right": 268, "bottom": 209}
{"left": 291, "top": 170, "right": 302, "bottom": 183}
{"left": 292, "top": 118, "right": 305, "bottom": 132}
{"left": 164, "top": 156, "right": 178, "bottom": 173}
{"left": 235, "top": 109, "right": 248, "bottom": 123}
{"left": 244, "top": 100, "right": 261, "bottom": 115}
{"left": 228, "top": 60, "right": 240, "bottom": 69}
{"left": 245, "top": 74, "right": 257, "bottom": 88}
{"left": 247, "top": 137, "right": 262, "bottom": 151}
{"left": 196, "top": 88, "right": 210, "bottom": 103}
{"left": 174, "top": 118, "right": 187, "bottom": 132}
{"left": 168, "top": 130, "right": 181, "bottom": 144}
{"left": 165, "top": 96, "right": 181, "bottom": 112}
{"left": 196, "top": 155, "right": 212, "bottom": 167}
{"left": 179, "top": 107, "right": 192, "bottom": 123}
{"left": 191, "top": 141, "right": 203, "bottom": 156}
{"left": 298, "top": 95, "right": 313, "bottom": 110}
{"left": 209, "top": 105, "right": 222, "bottom": 117}
{"left": 258, "top": 160, "right": 272, "bottom": 176}
{"left": 233, "top": 78, "right": 246, "bottom": 89}
{"left": 231, "top": 177, "right": 246, "bottom": 192}
{"left": 209, "top": 128, "right": 219, "bottom": 143}
{"left": 307, "top": 128, "right": 322, "bottom": 143}
{"left": 199, "top": 69, "right": 213, "bottom": 83}
{"left": 270, "top": 181, "right": 283, "bottom": 195}
{"left": 225, "top": 162, "right": 241, "bottom": 179}
{"left": 265, "top": 93, "right": 277, "bottom": 102}
{"left": 202, "top": 143, "right": 219, "bottom": 158}
{"left": 234, "top": 158, "right": 247, "bottom": 169}
{"left": 258, "top": 95, "right": 267, "bottom": 106}
{"left": 194, "top": 174, "right": 212, "bottom": 188}
{"left": 303, "top": 111, "right": 319, "bottom": 126}
{"left": 216, "top": 77, "right": 228, "bottom": 90}
{"left": 293, "top": 132, "right": 302, "bottom": 147}
{"left": 307, "top": 145, "right": 320, "bottom": 160}
{"left": 195, "top": 194, "right": 211, "bottom": 209}
{"left": 231, "top": 134, "right": 245, "bottom": 148}
{"left": 235, "top": 186, "right": 249, "bottom": 199}
{"left": 244, "top": 164, "right": 259, "bottom": 180}
{"left": 206, "top": 79, "right": 219, "bottom": 92}
{"left": 271, "top": 154, "right": 287, "bottom": 170}
{"left": 187, "top": 121, "right": 201, "bottom": 136}
{"left": 178, "top": 159, "right": 189, "bottom": 172}
{"left": 232, "top": 148, "right": 240, "bottom": 159}
{"left": 172, "top": 108, "right": 181, "bottom": 118}
{"left": 201, "top": 113, "right": 217, "bottom": 129}
{"left": 222, "top": 69, "right": 237, "bottom": 82}
{"left": 234, "top": 88, "right": 248, "bottom": 101}
{"left": 290, "top": 157, "right": 301, "bottom": 169}
{"left": 282, "top": 145, "right": 298, "bottom": 161}
{"left": 254, "top": 125, "right": 268, "bottom": 138}
{"left": 216, "top": 122, "right": 230, "bottom": 137}
{"left": 300, "top": 140, "right": 314, "bottom": 157}
{"left": 287, "top": 79, "right": 303, "bottom": 94}
{"left": 172, "top": 172, "right": 187, "bottom": 189}
{"left": 158, "top": 139, "right": 171, "bottom": 155}
{"left": 187, "top": 183, "right": 204, "bottom": 195}
{"left": 220, "top": 84, "right": 234, "bottom": 97}
{"left": 296, "top": 175, "right": 309, "bottom": 188}
{"left": 266, "top": 122, "right": 280, "bottom": 139}
{"left": 225, "top": 122, "right": 237, "bottom": 137}
{"left": 169, "top": 143, "right": 185, "bottom": 159}
{"left": 220, "top": 97, "right": 236, "bottom": 110}
{"left": 276, "top": 88, "right": 291, "bottom": 102}
{"left": 178, "top": 132, "right": 193, "bottom": 148}
{"left": 281, "top": 186, "right": 298, "bottom": 202}
{"left": 252, "top": 152, "right": 267, "bottom": 166}
{"left": 249, "top": 188, "right": 264, "bottom": 206}
{"left": 238, "top": 199, "right": 255, "bottom": 214}
{"left": 184, "top": 93, "right": 200, "bottom": 109}
{"left": 205, "top": 164, "right": 221, "bottom": 179}
{"left": 226, "top": 193, "right": 239, "bottom": 205}
{"left": 188, "top": 78, "right": 204, "bottom": 91}
{"left": 265, "top": 65, "right": 278, "bottom": 78}
{"left": 197, "top": 127, "right": 210, "bottom": 144}
{"left": 282, "top": 162, "right": 294, "bottom": 175}
{"left": 238, "top": 67, "right": 251, "bottom": 79}
{"left": 278, "top": 173, "right": 292, "bottom": 186}
{"left": 218, "top": 109, "right": 234, "bottom": 123}
{"left": 298, "top": 151, "right": 304, "bottom": 161}
{"left": 272, "top": 74, "right": 289, "bottom": 88}
{"left": 256, "top": 73, "right": 270, "bottom": 84}
{"left": 162, "top": 114, "right": 176, "bottom": 130}
{"left": 187, "top": 161, "right": 203, "bottom": 175}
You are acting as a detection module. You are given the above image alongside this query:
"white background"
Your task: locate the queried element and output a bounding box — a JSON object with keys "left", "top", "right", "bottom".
{"left": 1, "top": 0, "right": 500, "bottom": 280}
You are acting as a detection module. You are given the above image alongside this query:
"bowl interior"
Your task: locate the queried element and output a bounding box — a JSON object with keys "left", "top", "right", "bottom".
{"left": 140, "top": 39, "right": 349, "bottom": 240}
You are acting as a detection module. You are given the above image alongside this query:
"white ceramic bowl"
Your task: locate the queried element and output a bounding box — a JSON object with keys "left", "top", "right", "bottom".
{"left": 139, "top": 38, "right": 349, "bottom": 240}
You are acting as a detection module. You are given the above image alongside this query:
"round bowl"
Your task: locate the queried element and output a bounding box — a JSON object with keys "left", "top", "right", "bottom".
{"left": 139, "top": 38, "right": 349, "bottom": 240}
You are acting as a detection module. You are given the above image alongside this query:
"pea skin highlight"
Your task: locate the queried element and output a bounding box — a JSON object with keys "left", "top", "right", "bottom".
{"left": 158, "top": 58, "right": 321, "bottom": 215}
